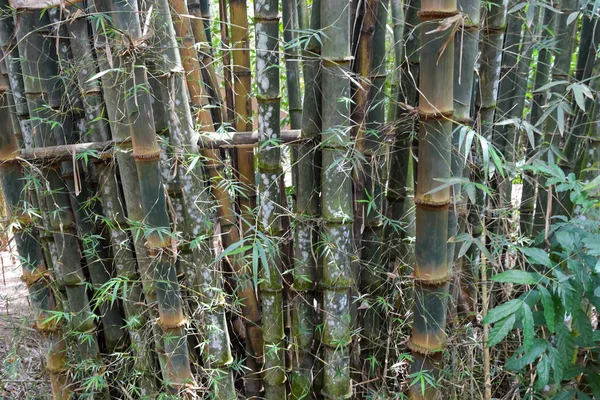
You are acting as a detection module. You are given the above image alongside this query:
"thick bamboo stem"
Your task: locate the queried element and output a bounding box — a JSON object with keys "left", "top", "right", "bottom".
{"left": 254, "top": 0, "right": 286, "bottom": 397}
{"left": 13, "top": 8, "right": 108, "bottom": 396}
{"left": 320, "top": 0, "right": 355, "bottom": 397}
{"left": 519, "top": 5, "right": 554, "bottom": 237}
{"left": 408, "top": 0, "right": 456, "bottom": 398}
{"left": 92, "top": 0, "right": 195, "bottom": 391}
{"left": 291, "top": 0, "right": 321, "bottom": 397}
{"left": 168, "top": 0, "right": 264, "bottom": 388}
{"left": 146, "top": 0, "right": 237, "bottom": 396}
{"left": 0, "top": 58, "right": 70, "bottom": 400}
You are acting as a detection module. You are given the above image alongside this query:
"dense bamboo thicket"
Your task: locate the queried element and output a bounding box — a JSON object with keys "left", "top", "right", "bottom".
{"left": 2, "top": 0, "right": 600, "bottom": 399}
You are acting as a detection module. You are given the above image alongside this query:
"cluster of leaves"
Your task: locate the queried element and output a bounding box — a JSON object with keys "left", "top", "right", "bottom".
{"left": 484, "top": 161, "right": 600, "bottom": 399}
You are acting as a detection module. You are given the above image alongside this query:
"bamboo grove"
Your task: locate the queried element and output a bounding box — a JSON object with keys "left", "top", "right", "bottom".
{"left": 1, "top": 0, "right": 600, "bottom": 399}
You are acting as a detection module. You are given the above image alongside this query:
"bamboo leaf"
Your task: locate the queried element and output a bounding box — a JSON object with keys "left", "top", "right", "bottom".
{"left": 571, "top": 84, "right": 586, "bottom": 112}
{"left": 550, "top": 391, "right": 576, "bottom": 400}
{"left": 483, "top": 299, "right": 522, "bottom": 324}
{"left": 86, "top": 68, "right": 123, "bottom": 83}
{"left": 566, "top": 11, "right": 579, "bottom": 26}
{"left": 487, "top": 314, "right": 516, "bottom": 348}
{"left": 534, "top": 80, "right": 569, "bottom": 93}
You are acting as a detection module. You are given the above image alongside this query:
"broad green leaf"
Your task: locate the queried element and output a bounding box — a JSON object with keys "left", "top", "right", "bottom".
{"left": 555, "top": 322, "right": 575, "bottom": 382}
{"left": 522, "top": 303, "right": 534, "bottom": 351}
{"left": 573, "top": 309, "right": 593, "bottom": 346}
{"left": 536, "top": 354, "right": 551, "bottom": 389}
{"left": 550, "top": 390, "right": 576, "bottom": 400}
{"left": 505, "top": 338, "right": 546, "bottom": 371}
{"left": 538, "top": 285, "right": 556, "bottom": 333}
{"left": 483, "top": 299, "right": 522, "bottom": 324}
{"left": 487, "top": 313, "right": 516, "bottom": 348}
{"left": 519, "top": 247, "right": 552, "bottom": 268}
{"left": 492, "top": 270, "right": 545, "bottom": 285}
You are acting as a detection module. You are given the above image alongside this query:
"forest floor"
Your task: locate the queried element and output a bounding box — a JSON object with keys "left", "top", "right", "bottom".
{"left": 0, "top": 249, "right": 51, "bottom": 400}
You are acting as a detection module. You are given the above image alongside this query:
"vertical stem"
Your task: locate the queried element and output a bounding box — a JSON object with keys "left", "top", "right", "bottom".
{"left": 408, "top": 1, "right": 456, "bottom": 399}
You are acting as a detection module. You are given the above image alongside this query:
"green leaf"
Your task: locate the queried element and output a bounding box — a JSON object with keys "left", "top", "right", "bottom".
{"left": 522, "top": 303, "right": 535, "bottom": 351}
{"left": 491, "top": 270, "right": 545, "bottom": 285}
{"left": 487, "top": 313, "right": 516, "bottom": 348}
{"left": 536, "top": 354, "right": 551, "bottom": 389}
{"left": 505, "top": 339, "right": 547, "bottom": 371}
{"left": 573, "top": 308, "right": 593, "bottom": 346}
{"left": 538, "top": 285, "right": 556, "bottom": 333}
{"left": 555, "top": 322, "right": 575, "bottom": 382}
{"left": 550, "top": 390, "right": 576, "bottom": 400}
{"left": 519, "top": 247, "right": 552, "bottom": 268}
{"left": 483, "top": 298, "right": 522, "bottom": 325}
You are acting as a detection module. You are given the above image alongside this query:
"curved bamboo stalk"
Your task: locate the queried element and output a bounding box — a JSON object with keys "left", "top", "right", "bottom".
{"left": 91, "top": 0, "right": 195, "bottom": 392}
{"left": 254, "top": 0, "right": 286, "bottom": 397}
{"left": 291, "top": 0, "right": 321, "bottom": 397}
{"left": 408, "top": 0, "right": 456, "bottom": 398}
{"left": 519, "top": 4, "right": 554, "bottom": 237}
{"left": 145, "top": 0, "right": 238, "bottom": 396}
{"left": 320, "top": 0, "right": 355, "bottom": 397}
{"left": 0, "top": 55, "right": 70, "bottom": 400}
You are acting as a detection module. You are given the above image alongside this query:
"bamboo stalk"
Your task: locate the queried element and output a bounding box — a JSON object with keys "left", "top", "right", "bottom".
{"left": 254, "top": 0, "right": 287, "bottom": 397}
{"left": 360, "top": 0, "right": 391, "bottom": 395}
{"left": 146, "top": 1, "right": 237, "bottom": 396}
{"left": 229, "top": 0, "right": 256, "bottom": 242}
{"left": 13, "top": 8, "right": 109, "bottom": 397}
{"left": 291, "top": 0, "right": 321, "bottom": 397}
{"left": 47, "top": 7, "right": 129, "bottom": 354}
{"left": 168, "top": 0, "right": 264, "bottom": 389}
{"left": 519, "top": 4, "right": 555, "bottom": 237}
{"left": 0, "top": 57, "right": 70, "bottom": 400}
{"left": 532, "top": 0, "right": 578, "bottom": 233}
{"left": 408, "top": 1, "right": 456, "bottom": 398}
{"left": 92, "top": 0, "right": 196, "bottom": 392}
{"left": 282, "top": 0, "right": 302, "bottom": 129}
{"left": 320, "top": 0, "right": 355, "bottom": 397}
{"left": 448, "top": 0, "right": 480, "bottom": 318}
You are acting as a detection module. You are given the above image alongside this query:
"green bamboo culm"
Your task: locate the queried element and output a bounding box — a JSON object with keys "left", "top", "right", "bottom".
{"left": 532, "top": 0, "right": 578, "bottom": 234}
{"left": 408, "top": 0, "right": 456, "bottom": 398}
{"left": 46, "top": 7, "right": 129, "bottom": 355}
{"left": 386, "top": 0, "right": 418, "bottom": 272}
{"left": 91, "top": 0, "right": 195, "bottom": 392}
{"left": 360, "top": 0, "right": 391, "bottom": 395}
{"left": 254, "top": 0, "right": 287, "bottom": 397}
{"left": 0, "top": 56, "right": 70, "bottom": 400}
{"left": 449, "top": 0, "right": 480, "bottom": 317}
{"left": 145, "top": 1, "right": 237, "bottom": 396}
{"left": 291, "top": 0, "right": 321, "bottom": 397}
{"left": 475, "top": 0, "right": 507, "bottom": 252}
{"left": 282, "top": 0, "right": 302, "bottom": 129}
{"left": 519, "top": 4, "right": 554, "bottom": 237}
{"left": 62, "top": 6, "right": 159, "bottom": 392}
{"left": 13, "top": 7, "right": 110, "bottom": 397}
{"left": 320, "top": 0, "right": 354, "bottom": 397}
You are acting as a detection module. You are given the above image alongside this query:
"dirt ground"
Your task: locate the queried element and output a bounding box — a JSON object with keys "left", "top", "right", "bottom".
{"left": 0, "top": 249, "right": 51, "bottom": 400}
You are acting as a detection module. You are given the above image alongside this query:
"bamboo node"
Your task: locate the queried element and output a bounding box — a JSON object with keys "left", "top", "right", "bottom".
{"left": 158, "top": 318, "right": 189, "bottom": 330}
{"left": 414, "top": 198, "right": 451, "bottom": 208}
{"left": 418, "top": 109, "right": 454, "bottom": 121}
{"left": 21, "top": 268, "right": 49, "bottom": 287}
{"left": 413, "top": 274, "right": 451, "bottom": 286}
{"left": 418, "top": 10, "right": 458, "bottom": 20}
{"left": 407, "top": 338, "right": 445, "bottom": 355}
{"left": 132, "top": 150, "right": 161, "bottom": 161}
